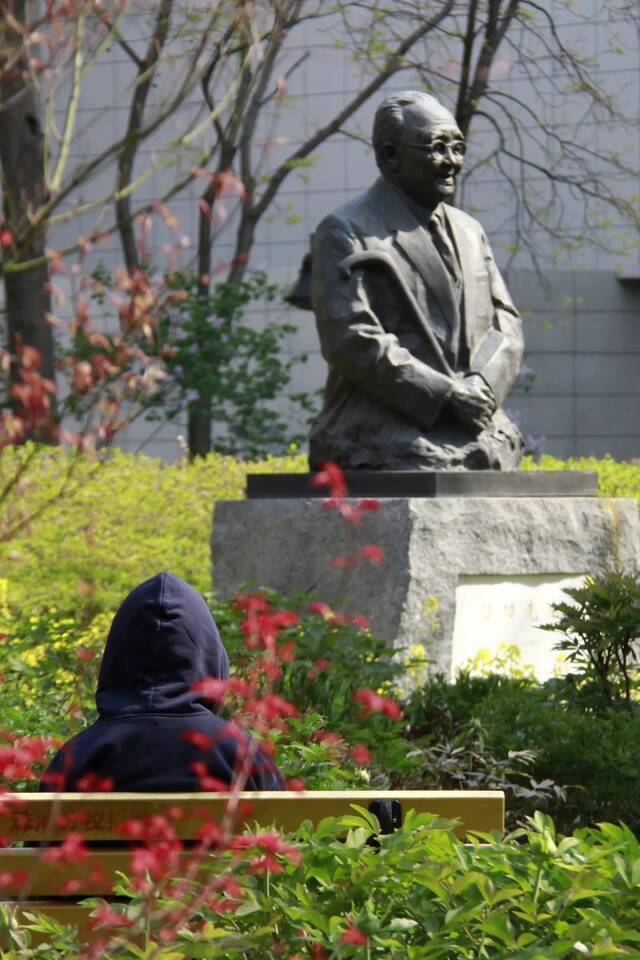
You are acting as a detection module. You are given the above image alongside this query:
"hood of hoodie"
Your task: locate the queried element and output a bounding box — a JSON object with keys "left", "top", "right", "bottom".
{"left": 96, "top": 572, "right": 229, "bottom": 718}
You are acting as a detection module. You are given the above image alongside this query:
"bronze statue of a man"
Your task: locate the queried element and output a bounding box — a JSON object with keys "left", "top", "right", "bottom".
{"left": 309, "top": 90, "right": 524, "bottom": 470}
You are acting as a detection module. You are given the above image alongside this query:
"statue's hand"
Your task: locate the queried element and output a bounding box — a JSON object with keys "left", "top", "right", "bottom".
{"left": 463, "top": 374, "right": 496, "bottom": 413}
{"left": 448, "top": 376, "right": 495, "bottom": 434}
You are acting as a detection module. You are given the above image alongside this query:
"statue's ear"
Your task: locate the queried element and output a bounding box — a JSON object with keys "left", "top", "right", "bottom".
{"left": 378, "top": 141, "right": 399, "bottom": 173}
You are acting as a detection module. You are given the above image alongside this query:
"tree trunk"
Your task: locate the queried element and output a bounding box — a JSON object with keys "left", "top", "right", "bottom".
{"left": 0, "top": 2, "right": 55, "bottom": 431}
{"left": 4, "top": 263, "right": 55, "bottom": 379}
{"left": 186, "top": 171, "right": 227, "bottom": 458}
{"left": 187, "top": 396, "right": 212, "bottom": 458}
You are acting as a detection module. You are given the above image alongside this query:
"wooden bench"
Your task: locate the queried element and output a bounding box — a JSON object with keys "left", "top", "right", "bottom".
{"left": 0, "top": 789, "right": 504, "bottom": 940}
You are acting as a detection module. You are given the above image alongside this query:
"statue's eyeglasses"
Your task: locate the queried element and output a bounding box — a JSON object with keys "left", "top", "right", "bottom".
{"left": 402, "top": 139, "right": 466, "bottom": 159}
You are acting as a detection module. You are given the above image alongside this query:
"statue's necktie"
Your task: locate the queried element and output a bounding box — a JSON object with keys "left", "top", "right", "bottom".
{"left": 428, "top": 215, "right": 462, "bottom": 291}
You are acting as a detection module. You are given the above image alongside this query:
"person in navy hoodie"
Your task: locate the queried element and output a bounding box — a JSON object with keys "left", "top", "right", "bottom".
{"left": 41, "top": 572, "right": 284, "bottom": 792}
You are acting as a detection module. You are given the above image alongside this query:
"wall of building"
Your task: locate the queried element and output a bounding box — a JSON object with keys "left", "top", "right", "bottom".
{"left": 508, "top": 269, "right": 640, "bottom": 460}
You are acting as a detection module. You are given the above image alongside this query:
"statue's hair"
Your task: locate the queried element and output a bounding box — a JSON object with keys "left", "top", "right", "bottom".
{"left": 372, "top": 91, "right": 456, "bottom": 160}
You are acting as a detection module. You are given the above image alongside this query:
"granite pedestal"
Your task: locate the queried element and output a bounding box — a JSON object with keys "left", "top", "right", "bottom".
{"left": 212, "top": 473, "right": 640, "bottom": 677}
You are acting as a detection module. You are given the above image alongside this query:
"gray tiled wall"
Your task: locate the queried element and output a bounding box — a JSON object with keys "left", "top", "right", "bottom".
{"left": 507, "top": 270, "right": 640, "bottom": 460}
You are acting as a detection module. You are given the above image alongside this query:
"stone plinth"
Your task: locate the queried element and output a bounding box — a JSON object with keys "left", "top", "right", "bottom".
{"left": 246, "top": 470, "right": 598, "bottom": 499}
{"left": 212, "top": 497, "right": 639, "bottom": 675}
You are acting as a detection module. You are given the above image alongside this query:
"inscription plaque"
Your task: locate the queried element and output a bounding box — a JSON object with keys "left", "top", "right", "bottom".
{"left": 450, "top": 573, "right": 585, "bottom": 680}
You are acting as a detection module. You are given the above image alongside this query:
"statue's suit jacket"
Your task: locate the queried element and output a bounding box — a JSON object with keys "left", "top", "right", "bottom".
{"left": 309, "top": 176, "right": 524, "bottom": 469}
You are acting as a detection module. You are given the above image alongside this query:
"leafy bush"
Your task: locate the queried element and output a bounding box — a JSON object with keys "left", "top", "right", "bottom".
{"left": 522, "top": 452, "right": 640, "bottom": 502}
{"left": 6, "top": 813, "right": 640, "bottom": 957}
{"left": 0, "top": 445, "right": 307, "bottom": 613}
{"left": 145, "top": 270, "right": 317, "bottom": 458}
{"left": 0, "top": 587, "right": 107, "bottom": 745}
{"left": 406, "top": 670, "right": 640, "bottom": 834}
{"left": 542, "top": 571, "right": 640, "bottom": 709}
{"left": 0, "top": 584, "right": 412, "bottom": 791}
{"left": 0, "top": 584, "right": 569, "bottom": 815}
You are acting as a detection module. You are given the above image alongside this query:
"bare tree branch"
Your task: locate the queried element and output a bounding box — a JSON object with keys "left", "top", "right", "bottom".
{"left": 116, "top": 0, "right": 174, "bottom": 271}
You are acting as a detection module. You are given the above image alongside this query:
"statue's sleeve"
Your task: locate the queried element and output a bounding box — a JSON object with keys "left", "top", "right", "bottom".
{"left": 311, "top": 216, "right": 454, "bottom": 429}
{"left": 469, "top": 231, "right": 524, "bottom": 407}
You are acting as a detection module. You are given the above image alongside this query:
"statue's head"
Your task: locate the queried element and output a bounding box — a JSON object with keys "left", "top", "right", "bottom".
{"left": 373, "top": 91, "right": 465, "bottom": 208}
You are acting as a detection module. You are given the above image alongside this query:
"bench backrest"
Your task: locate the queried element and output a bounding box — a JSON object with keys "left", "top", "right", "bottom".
{"left": 0, "top": 790, "right": 504, "bottom": 939}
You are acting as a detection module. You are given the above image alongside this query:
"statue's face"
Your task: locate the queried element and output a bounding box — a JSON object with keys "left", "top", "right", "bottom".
{"left": 383, "top": 105, "right": 465, "bottom": 208}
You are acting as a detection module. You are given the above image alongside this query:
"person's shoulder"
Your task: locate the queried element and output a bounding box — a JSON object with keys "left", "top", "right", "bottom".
{"left": 315, "top": 185, "right": 380, "bottom": 239}
{"left": 444, "top": 204, "right": 486, "bottom": 237}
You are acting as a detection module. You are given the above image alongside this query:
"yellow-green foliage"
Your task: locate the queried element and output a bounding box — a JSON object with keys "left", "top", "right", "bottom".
{"left": 0, "top": 580, "right": 109, "bottom": 741}
{"left": 1, "top": 447, "right": 638, "bottom": 619}
{"left": 0, "top": 444, "right": 307, "bottom": 614}
{"left": 522, "top": 453, "right": 640, "bottom": 501}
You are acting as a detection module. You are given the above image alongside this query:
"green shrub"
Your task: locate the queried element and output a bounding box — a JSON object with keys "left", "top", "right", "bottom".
{"left": 406, "top": 671, "right": 640, "bottom": 834}
{"left": 543, "top": 572, "right": 640, "bottom": 709}
{"left": 0, "top": 444, "right": 307, "bottom": 613}
{"left": 8, "top": 814, "right": 640, "bottom": 957}
{"left": 522, "top": 452, "right": 640, "bottom": 501}
{"left": 0, "top": 585, "right": 412, "bottom": 791}
{"left": 0, "top": 589, "right": 107, "bottom": 746}
{"left": 143, "top": 270, "right": 316, "bottom": 458}
{"left": 2, "top": 448, "right": 637, "bottom": 618}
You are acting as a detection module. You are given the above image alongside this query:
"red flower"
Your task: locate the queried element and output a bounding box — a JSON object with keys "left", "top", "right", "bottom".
{"left": 276, "top": 640, "right": 297, "bottom": 662}
{"left": 244, "top": 693, "right": 298, "bottom": 723}
{"left": 75, "top": 646, "right": 96, "bottom": 662}
{"left": 351, "top": 744, "right": 373, "bottom": 765}
{"left": 0, "top": 870, "right": 27, "bottom": 888}
{"left": 76, "top": 772, "right": 114, "bottom": 792}
{"left": 242, "top": 610, "right": 299, "bottom": 651}
{"left": 227, "top": 677, "right": 255, "bottom": 699}
{"left": 118, "top": 819, "right": 144, "bottom": 839}
{"left": 191, "top": 677, "right": 227, "bottom": 704}
{"left": 357, "top": 498, "right": 381, "bottom": 512}
{"left": 233, "top": 592, "right": 272, "bottom": 614}
{"left": 360, "top": 544, "right": 385, "bottom": 566}
{"left": 309, "top": 601, "right": 333, "bottom": 618}
{"left": 330, "top": 554, "right": 358, "bottom": 570}
{"left": 350, "top": 615, "right": 370, "bottom": 630}
{"left": 196, "top": 820, "right": 223, "bottom": 848}
{"left": 89, "top": 904, "right": 134, "bottom": 930}
{"left": 42, "top": 832, "right": 88, "bottom": 865}
{"left": 190, "top": 762, "right": 230, "bottom": 792}
{"left": 257, "top": 834, "right": 296, "bottom": 858}
{"left": 117, "top": 815, "right": 183, "bottom": 882}
{"left": 273, "top": 611, "right": 299, "bottom": 629}
{"left": 40, "top": 770, "right": 67, "bottom": 791}
{"left": 257, "top": 657, "right": 282, "bottom": 682}
{"left": 331, "top": 613, "right": 370, "bottom": 630}
{"left": 310, "top": 461, "right": 347, "bottom": 498}
{"left": 321, "top": 498, "right": 361, "bottom": 524}
{"left": 0, "top": 738, "right": 55, "bottom": 781}
{"left": 59, "top": 878, "right": 83, "bottom": 895}
{"left": 310, "top": 944, "right": 330, "bottom": 960}
{"left": 131, "top": 847, "right": 166, "bottom": 879}
{"left": 284, "top": 777, "right": 305, "bottom": 791}
{"left": 182, "top": 730, "right": 213, "bottom": 751}
{"left": 306, "top": 657, "right": 330, "bottom": 680}
{"left": 249, "top": 853, "right": 283, "bottom": 873}
{"left": 341, "top": 922, "right": 368, "bottom": 946}
{"left": 354, "top": 688, "right": 402, "bottom": 720}
{"left": 313, "top": 731, "right": 345, "bottom": 753}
